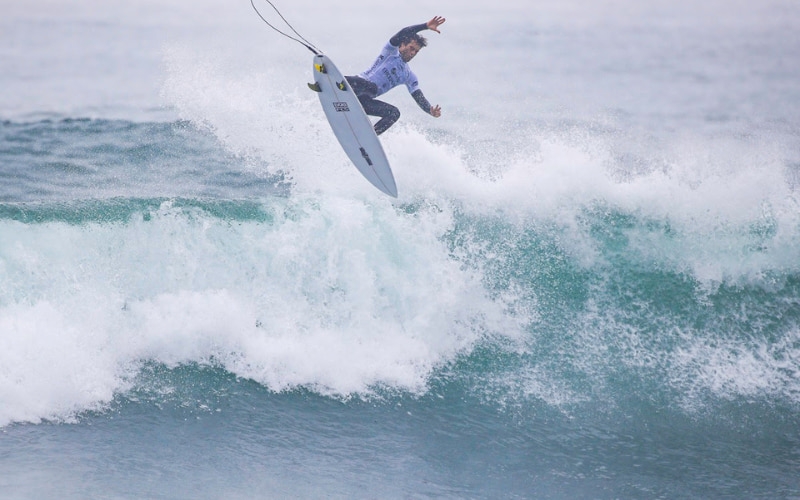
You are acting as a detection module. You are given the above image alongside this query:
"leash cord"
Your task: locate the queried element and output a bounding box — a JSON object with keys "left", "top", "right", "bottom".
{"left": 250, "top": 0, "right": 320, "bottom": 55}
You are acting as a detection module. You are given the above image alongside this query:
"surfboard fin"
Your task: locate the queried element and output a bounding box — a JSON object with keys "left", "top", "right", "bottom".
{"left": 314, "top": 63, "right": 327, "bottom": 74}
{"left": 307, "top": 82, "right": 321, "bottom": 92}
{"left": 337, "top": 81, "right": 347, "bottom": 91}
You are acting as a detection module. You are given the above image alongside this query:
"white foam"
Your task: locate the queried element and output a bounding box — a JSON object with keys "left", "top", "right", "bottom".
{"left": 671, "top": 328, "right": 800, "bottom": 408}
{"left": 0, "top": 196, "right": 521, "bottom": 426}
{"left": 0, "top": 301, "right": 131, "bottom": 425}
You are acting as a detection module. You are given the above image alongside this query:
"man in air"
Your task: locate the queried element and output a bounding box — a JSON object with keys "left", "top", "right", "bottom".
{"left": 346, "top": 16, "right": 446, "bottom": 135}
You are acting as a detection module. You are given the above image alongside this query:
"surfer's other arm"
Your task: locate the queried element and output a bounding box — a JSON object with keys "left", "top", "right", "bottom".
{"left": 412, "top": 90, "right": 442, "bottom": 118}
{"left": 398, "top": 17, "right": 444, "bottom": 118}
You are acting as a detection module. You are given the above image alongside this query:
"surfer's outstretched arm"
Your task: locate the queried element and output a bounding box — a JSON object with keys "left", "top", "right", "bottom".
{"left": 389, "top": 16, "right": 446, "bottom": 47}
{"left": 389, "top": 24, "right": 427, "bottom": 47}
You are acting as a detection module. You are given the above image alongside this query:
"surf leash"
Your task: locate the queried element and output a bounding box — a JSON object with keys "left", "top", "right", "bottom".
{"left": 250, "top": 0, "right": 321, "bottom": 55}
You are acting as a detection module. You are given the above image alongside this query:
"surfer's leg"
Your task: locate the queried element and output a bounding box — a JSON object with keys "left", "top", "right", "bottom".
{"left": 345, "top": 76, "right": 378, "bottom": 99}
{"left": 365, "top": 100, "right": 400, "bottom": 135}
{"left": 346, "top": 76, "right": 400, "bottom": 135}
{"left": 355, "top": 96, "right": 401, "bottom": 135}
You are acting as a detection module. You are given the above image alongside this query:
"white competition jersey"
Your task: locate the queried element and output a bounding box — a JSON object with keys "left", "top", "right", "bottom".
{"left": 358, "top": 41, "right": 420, "bottom": 97}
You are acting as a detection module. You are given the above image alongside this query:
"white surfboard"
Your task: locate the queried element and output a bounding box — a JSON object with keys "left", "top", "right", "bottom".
{"left": 309, "top": 54, "right": 398, "bottom": 197}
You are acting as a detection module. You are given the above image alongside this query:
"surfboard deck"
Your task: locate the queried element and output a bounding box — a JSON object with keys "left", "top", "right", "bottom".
{"left": 309, "top": 54, "right": 397, "bottom": 198}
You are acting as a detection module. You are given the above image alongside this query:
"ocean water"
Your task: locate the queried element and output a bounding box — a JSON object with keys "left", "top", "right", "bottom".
{"left": 2, "top": 0, "right": 800, "bottom": 498}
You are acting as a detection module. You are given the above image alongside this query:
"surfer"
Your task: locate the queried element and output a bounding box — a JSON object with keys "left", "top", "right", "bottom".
{"left": 346, "top": 16, "right": 446, "bottom": 135}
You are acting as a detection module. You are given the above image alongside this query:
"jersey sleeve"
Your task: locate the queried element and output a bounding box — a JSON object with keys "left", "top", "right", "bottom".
{"left": 405, "top": 69, "right": 421, "bottom": 94}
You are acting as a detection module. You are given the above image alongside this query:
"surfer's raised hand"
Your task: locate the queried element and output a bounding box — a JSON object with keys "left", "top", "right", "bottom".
{"left": 431, "top": 105, "right": 442, "bottom": 118}
{"left": 426, "top": 16, "right": 446, "bottom": 33}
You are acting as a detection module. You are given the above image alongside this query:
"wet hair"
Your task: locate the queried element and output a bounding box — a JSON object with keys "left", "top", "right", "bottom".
{"left": 399, "top": 33, "right": 427, "bottom": 48}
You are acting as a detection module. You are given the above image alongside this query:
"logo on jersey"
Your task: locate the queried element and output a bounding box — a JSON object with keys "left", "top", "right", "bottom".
{"left": 333, "top": 102, "right": 350, "bottom": 112}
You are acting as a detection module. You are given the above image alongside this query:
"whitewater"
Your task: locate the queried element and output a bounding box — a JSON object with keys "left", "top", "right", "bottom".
{"left": 2, "top": 0, "right": 799, "bottom": 498}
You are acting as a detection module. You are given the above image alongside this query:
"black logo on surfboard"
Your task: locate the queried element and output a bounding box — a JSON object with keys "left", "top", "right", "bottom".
{"left": 333, "top": 102, "right": 350, "bottom": 112}
{"left": 359, "top": 147, "right": 373, "bottom": 166}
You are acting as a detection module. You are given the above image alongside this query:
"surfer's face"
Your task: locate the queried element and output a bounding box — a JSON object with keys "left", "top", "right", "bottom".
{"left": 399, "top": 41, "right": 422, "bottom": 62}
